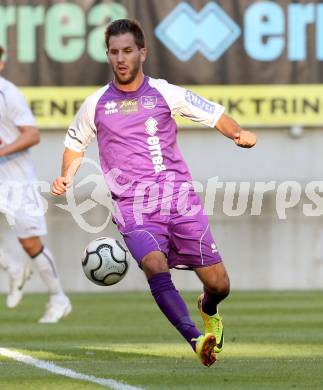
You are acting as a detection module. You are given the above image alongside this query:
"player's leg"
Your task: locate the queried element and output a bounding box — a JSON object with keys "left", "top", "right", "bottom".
{"left": 0, "top": 200, "right": 33, "bottom": 308}
{"left": 0, "top": 246, "right": 32, "bottom": 308}
{"left": 19, "top": 236, "right": 72, "bottom": 323}
{"left": 19, "top": 236, "right": 63, "bottom": 296}
{"left": 12, "top": 191, "right": 72, "bottom": 323}
{"left": 142, "top": 250, "right": 202, "bottom": 347}
{"left": 122, "top": 227, "right": 216, "bottom": 366}
{"left": 123, "top": 229, "right": 203, "bottom": 347}
{"left": 141, "top": 250, "right": 202, "bottom": 349}
{"left": 195, "top": 262, "right": 230, "bottom": 353}
{"left": 141, "top": 250, "right": 216, "bottom": 367}
{"left": 195, "top": 262, "right": 230, "bottom": 314}
{"left": 169, "top": 191, "right": 228, "bottom": 353}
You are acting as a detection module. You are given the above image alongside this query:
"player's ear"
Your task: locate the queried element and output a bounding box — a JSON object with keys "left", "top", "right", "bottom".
{"left": 106, "top": 50, "right": 110, "bottom": 63}
{"left": 140, "top": 47, "right": 147, "bottom": 63}
{"left": 0, "top": 61, "right": 4, "bottom": 72}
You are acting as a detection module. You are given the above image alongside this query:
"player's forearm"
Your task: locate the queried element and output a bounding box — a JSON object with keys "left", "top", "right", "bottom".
{"left": 0, "top": 127, "right": 39, "bottom": 157}
{"left": 215, "top": 113, "right": 257, "bottom": 148}
{"left": 61, "top": 147, "right": 84, "bottom": 179}
{"left": 215, "top": 113, "right": 242, "bottom": 140}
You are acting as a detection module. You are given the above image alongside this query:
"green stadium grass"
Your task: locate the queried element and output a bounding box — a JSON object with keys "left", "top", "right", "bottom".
{"left": 0, "top": 291, "right": 323, "bottom": 390}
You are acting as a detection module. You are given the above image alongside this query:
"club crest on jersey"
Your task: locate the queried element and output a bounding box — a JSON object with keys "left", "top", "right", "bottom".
{"left": 104, "top": 101, "right": 118, "bottom": 115}
{"left": 119, "top": 98, "right": 139, "bottom": 114}
{"left": 185, "top": 90, "right": 215, "bottom": 114}
{"left": 145, "top": 117, "right": 158, "bottom": 136}
{"left": 141, "top": 96, "right": 157, "bottom": 109}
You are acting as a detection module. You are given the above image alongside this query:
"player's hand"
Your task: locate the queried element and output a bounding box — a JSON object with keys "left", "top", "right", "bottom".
{"left": 0, "top": 139, "right": 8, "bottom": 157}
{"left": 51, "top": 176, "right": 72, "bottom": 196}
{"left": 233, "top": 130, "right": 257, "bottom": 148}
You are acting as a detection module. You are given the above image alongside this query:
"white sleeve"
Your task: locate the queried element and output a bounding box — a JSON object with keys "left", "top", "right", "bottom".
{"left": 64, "top": 88, "right": 105, "bottom": 152}
{"left": 6, "top": 84, "right": 36, "bottom": 127}
{"left": 149, "top": 78, "right": 225, "bottom": 128}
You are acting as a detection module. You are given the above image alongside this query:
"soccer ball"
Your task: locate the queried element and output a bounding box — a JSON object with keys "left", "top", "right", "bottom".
{"left": 82, "top": 237, "right": 129, "bottom": 286}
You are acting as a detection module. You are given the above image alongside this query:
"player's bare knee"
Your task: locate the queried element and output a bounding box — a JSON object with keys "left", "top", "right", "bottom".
{"left": 205, "top": 274, "right": 230, "bottom": 297}
{"left": 218, "top": 277, "right": 230, "bottom": 297}
{"left": 141, "top": 251, "right": 168, "bottom": 277}
{"left": 19, "top": 237, "right": 42, "bottom": 257}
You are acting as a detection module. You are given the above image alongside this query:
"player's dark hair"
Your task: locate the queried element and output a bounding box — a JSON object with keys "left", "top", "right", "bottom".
{"left": 105, "top": 19, "right": 145, "bottom": 50}
{"left": 0, "top": 46, "right": 4, "bottom": 61}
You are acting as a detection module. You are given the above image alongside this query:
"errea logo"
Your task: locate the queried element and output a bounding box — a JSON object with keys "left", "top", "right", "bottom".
{"left": 105, "top": 101, "right": 118, "bottom": 115}
{"left": 211, "top": 243, "right": 218, "bottom": 253}
{"left": 145, "top": 117, "right": 158, "bottom": 136}
{"left": 145, "top": 117, "right": 166, "bottom": 174}
{"left": 156, "top": 2, "right": 323, "bottom": 62}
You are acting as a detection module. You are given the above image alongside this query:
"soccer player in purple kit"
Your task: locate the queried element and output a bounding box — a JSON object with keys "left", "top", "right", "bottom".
{"left": 52, "top": 19, "right": 256, "bottom": 366}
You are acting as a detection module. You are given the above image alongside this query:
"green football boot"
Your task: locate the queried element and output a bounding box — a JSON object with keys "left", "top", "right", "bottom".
{"left": 198, "top": 294, "right": 224, "bottom": 353}
{"left": 192, "top": 333, "right": 216, "bottom": 367}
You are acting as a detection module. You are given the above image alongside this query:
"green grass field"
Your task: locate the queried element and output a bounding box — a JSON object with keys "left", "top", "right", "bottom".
{"left": 0, "top": 291, "right": 323, "bottom": 390}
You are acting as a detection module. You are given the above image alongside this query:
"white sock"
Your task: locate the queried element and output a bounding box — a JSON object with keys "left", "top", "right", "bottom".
{"left": 0, "top": 249, "right": 10, "bottom": 270}
{"left": 32, "top": 246, "right": 65, "bottom": 297}
{"left": 0, "top": 250, "right": 24, "bottom": 277}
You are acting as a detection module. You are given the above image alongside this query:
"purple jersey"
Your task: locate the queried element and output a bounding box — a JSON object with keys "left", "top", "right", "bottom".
{"left": 65, "top": 76, "right": 224, "bottom": 201}
{"left": 65, "top": 77, "right": 224, "bottom": 268}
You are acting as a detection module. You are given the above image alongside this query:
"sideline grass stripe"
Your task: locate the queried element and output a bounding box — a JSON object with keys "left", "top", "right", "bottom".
{"left": 0, "top": 348, "right": 144, "bottom": 390}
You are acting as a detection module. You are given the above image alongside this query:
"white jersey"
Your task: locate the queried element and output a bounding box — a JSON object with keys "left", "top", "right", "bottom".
{"left": 0, "top": 76, "right": 37, "bottom": 183}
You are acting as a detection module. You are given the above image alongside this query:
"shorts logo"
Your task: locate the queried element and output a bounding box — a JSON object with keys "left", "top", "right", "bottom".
{"left": 29, "top": 226, "right": 38, "bottom": 231}
{"left": 141, "top": 96, "right": 157, "bottom": 109}
{"left": 211, "top": 243, "right": 218, "bottom": 253}
{"left": 145, "top": 117, "right": 166, "bottom": 174}
{"left": 105, "top": 101, "right": 118, "bottom": 115}
{"left": 185, "top": 90, "right": 215, "bottom": 114}
{"left": 119, "top": 99, "right": 139, "bottom": 114}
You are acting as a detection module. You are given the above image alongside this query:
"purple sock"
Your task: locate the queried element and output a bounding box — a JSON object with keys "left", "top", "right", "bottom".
{"left": 148, "top": 272, "right": 201, "bottom": 350}
{"left": 202, "top": 287, "right": 228, "bottom": 316}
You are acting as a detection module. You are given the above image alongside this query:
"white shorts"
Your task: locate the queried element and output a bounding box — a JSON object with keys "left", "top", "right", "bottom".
{"left": 0, "top": 181, "right": 47, "bottom": 239}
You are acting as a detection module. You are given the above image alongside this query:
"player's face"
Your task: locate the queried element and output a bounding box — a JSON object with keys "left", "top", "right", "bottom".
{"left": 107, "top": 33, "right": 146, "bottom": 85}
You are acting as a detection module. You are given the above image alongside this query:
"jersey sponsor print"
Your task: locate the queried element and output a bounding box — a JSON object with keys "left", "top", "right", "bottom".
{"left": 65, "top": 76, "right": 224, "bottom": 202}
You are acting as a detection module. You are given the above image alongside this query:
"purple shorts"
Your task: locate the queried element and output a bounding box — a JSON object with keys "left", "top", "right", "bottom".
{"left": 116, "top": 191, "right": 222, "bottom": 269}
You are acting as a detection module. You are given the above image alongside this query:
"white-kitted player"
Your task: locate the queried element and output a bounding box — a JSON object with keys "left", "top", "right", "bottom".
{"left": 0, "top": 46, "right": 71, "bottom": 323}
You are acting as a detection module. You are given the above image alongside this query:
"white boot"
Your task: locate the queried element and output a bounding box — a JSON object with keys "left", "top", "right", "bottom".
{"left": 38, "top": 294, "right": 72, "bottom": 323}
